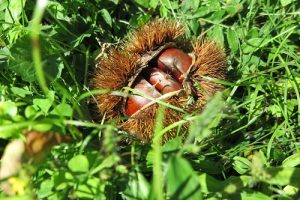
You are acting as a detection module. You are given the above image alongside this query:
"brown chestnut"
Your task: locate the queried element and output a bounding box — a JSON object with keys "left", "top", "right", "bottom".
{"left": 125, "top": 77, "right": 161, "bottom": 116}
{"left": 157, "top": 48, "right": 192, "bottom": 83}
{"left": 144, "top": 67, "right": 182, "bottom": 94}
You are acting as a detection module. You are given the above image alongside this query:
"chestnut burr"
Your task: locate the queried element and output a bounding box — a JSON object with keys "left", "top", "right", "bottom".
{"left": 92, "top": 19, "right": 226, "bottom": 142}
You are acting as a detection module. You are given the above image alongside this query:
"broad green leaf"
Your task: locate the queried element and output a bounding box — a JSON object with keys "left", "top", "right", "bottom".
{"left": 68, "top": 155, "right": 89, "bottom": 173}
{"left": 159, "top": 5, "right": 169, "bottom": 17}
{"left": 186, "top": 7, "right": 212, "bottom": 19}
{"left": 8, "top": 35, "right": 35, "bottom": 81}
{"left": 10, "top": 87, "right": 32, "bottom": 97}
{"left": 160, "top": 0, "right": 178, "bottom": 9}
{"left": 90, "top": 154, "right": 120, "bottom": 175}
{"left": 162, "top": 136, "right": 182, "bottom": 152}
{"left": 134, "top": 0, "right": 149, "bottom": 8}
{"left": 0, "top": 101, "right": 17, "bottom": 117}
{"left": 25, "top": 105, "right": 38, "bottom": 119}
{"left": 50, "top": 103, "right": 73, "bottom": 117}
{"left": 188, "top": 93, "right": 224, "bottom": 142}
{"left": 149, "top": 0, "right": 159, "bottom": 8}
{"left": 180, "top": 0, "right": 200, "bottom": 12}
{"left": 36, "top": 179, "right": 54, "bottom": 199}
{"left": 283, "top": 185, "right": 299, "bottom": 196}
{"left": 233, "top": 156, "right": 251, "bottom": 174}
{"left": 197, "top": 159, "right": 222, "bottom": 175}
{"left": 209, "top": 10, "right": 226, "bottom": 22}
{"left": 47, "top": 1, "right": 70, "bottom": 21}
{"left": 188, "top": 19, "right": 200, "bottom": 35}
{"left": 280, "top": 0, "right": 293, "bottom": 6}
{"left": 4, "top": 0, "right": 26, "bottom": 23}
{"left": 122, "top": 171, "right": 150, "bottom": 200}
{"left": 227, "top": 28, "right": 239, "bottom": 53}
{"left": 282, "top": 152, "right": 300, "bottom": 167}
{"left": 146, "top": 137, "right": 182, "bottom": 167}
{"left": 241, "top": 38, "right": 264, "bottom": 53}
{"left": 76, "top": 178, "right": 104, "bottom": 199}
{"left": 166, "top": 156, "right": 202, "bottom": 200}
{"left": 257, "top": 167, "right": 300, "bottom": 187}
{"left": 116, "top": 165, "right": 128, "bottom": 174}
{"left": 0, "top": 0, "right": 8, "bottom": 11}
{"left": 8, "top": 35, "right": 63, "bottom": 82}
{"left": 33, "top": 91, "right": 55, "bottom": 114}
{"left": 226, "top": 0, "right": 243, "bottom": 16}
{"left": 240, "top": 191, "right": 273, "bottom": 200}
{"left": 0, "top": 121, "right": 27, "bottom": 139}
{"left": 100, "top": 9, "right": 112, "bottom": 27}
{"left": 32, "top": 123, "right": 53, "bottom": 132}
{"left": 53, "top": 171, "right": 74, "bottom": 191}
{"left": 199, "top": 173, "right": 224, "bottom": 194}
{"left": 208, "top": 25, "right": 224, "bottom": 44}
{"left": 33, "top": 98, "right": 53, "bottom": 114}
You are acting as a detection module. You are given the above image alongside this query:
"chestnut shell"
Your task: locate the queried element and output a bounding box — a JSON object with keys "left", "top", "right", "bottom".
{"left": 91, "top": 19, "right": 226, "bottom": 142}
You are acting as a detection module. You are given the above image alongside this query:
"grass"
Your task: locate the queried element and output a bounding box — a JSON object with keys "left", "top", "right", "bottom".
{"left": 0, "top": 0, "right": 300, "bottom": 199}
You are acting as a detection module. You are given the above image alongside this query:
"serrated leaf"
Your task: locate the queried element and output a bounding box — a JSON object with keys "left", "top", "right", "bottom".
{"left": 68, "top": 155, "right": 89, "bottom": 173}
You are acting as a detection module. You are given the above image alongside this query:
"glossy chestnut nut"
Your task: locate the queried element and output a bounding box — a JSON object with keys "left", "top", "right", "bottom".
{"left": 125, "top": 48, "right": 192, "bottom": 117}
{"left": 144, "top": 67, "right": 182, "bottom": 94}
{"left": 125, "top": 77, "right": 161, "bottom": 116}
{"left": 157, "top": 48, "right": 192, "bottom": 83}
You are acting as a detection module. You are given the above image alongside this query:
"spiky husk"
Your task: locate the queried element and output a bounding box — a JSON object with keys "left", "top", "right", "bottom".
{"left": 124, "top": 19, "right": 186, "bottom": 54}
{"left": 191, "top": 40, "right": 227, "bottom": 108}
{"left": 92, "top": 19, "right": 227, "bottom": 143}
{"left": 121, "top": 96, "right": 187, "bottom": 142}
{"left": 91, "top": 49, "right": 139, "bottom": 119}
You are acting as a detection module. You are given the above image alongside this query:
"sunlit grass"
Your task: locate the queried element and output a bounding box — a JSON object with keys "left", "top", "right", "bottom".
{"left": 0, "top": 0, "right": 299, "bottom": 199}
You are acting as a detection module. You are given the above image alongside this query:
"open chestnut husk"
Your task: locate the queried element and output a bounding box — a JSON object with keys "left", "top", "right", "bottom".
{"left": 91, "top": 19, "right": 226, "bottom": 142}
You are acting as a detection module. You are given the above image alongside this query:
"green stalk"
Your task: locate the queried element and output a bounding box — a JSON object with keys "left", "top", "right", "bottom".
{"left": 30, "top": 0, "right": 49, "bottom": 94}
{"left": 151, "top": 105, "right": 165, "bottom": 200}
